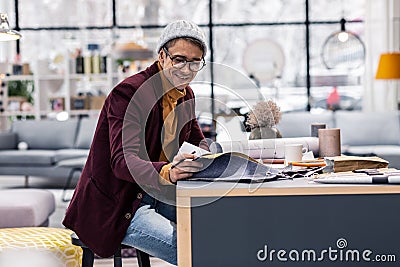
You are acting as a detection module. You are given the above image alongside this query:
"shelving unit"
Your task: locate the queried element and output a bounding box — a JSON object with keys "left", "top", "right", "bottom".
{"left": 0, "top": 42, "right": 155, "bottom": 131}
{"left": 0, "top": 56, "right": 116, "bottom": 128}
{"left": 0, "top": 75, "right": 34, "bottom": 128}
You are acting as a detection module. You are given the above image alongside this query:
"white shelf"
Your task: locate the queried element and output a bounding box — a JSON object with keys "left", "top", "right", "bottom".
{"left": 69, "top": 109, "right": 101, "bottom": 116}
{"left": 1, "top": 74, "right": 64, "bottom": 82}
{"left": 69, "top": 73, "right": 109, "bottom": 79}
{"left": 36, "top": 74, "right": 64, "bottom": 80}
{"left": 1, "top": 111, "right": 37, "bottom": 117}
{"left": 3, "top": 75, "right": 34, "bottom": 81}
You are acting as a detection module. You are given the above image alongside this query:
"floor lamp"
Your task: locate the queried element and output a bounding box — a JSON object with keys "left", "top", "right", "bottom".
{"left": 375, "top": 52, "right": 400, "bottom": 110}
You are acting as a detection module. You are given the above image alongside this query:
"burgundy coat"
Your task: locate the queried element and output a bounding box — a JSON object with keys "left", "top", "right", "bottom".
{"left": 63, "top": 62, "right": 207, "bottom": 257}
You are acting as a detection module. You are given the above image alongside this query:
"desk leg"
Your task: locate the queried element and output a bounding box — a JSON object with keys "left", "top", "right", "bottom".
{"left": 177, "top": 196, "right": 192, "bottom": 267}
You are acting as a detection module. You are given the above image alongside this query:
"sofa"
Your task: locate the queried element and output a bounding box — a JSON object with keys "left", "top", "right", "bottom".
{"left": 1, "top": 110, "right": 399, "bottom": 183}
{"left": 277, "top": 110, "right": 400, "bottom": 169}
{"left": 0, "top": 117, "right": 97, "bottom": 185}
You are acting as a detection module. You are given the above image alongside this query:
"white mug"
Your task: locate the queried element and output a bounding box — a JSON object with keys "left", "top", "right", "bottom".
{"left": 284, "top": 144, "right": 308, "bottom": 166}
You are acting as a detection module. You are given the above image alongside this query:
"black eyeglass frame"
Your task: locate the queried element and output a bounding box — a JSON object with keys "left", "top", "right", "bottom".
{"left": 163, "top": 47, "right": 206, "bottom": 72}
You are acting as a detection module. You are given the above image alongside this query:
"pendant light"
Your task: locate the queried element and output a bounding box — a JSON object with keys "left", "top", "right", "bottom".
{"left": 0, "top": 13, "right": 21, "bottom": 41}
{"left": 321, "top": 1, "right": 365, "bottom": 70}
{"left": 321, "top": 18, "right": 365, "bottom": 70}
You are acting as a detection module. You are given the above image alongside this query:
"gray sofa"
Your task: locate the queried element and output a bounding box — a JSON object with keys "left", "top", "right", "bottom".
{"left": 278, "top": 110, "right": 400, "bottom": 169}
{"left": 0, "top": 118, "right": 97, "bottom": 184}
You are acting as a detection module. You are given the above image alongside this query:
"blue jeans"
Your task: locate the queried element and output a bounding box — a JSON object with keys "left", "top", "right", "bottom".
{"left": 122, "top": 193, "right": 177, "bottom": 265}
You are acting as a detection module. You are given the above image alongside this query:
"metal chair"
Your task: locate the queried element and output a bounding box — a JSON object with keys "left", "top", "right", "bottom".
{"left": 71, "top": 233, "right": 151, "bottom": 267}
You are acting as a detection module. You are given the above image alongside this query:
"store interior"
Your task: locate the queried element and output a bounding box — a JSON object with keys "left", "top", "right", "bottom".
{"left": 0, "top": 1, "right": 399, "bottom": 266}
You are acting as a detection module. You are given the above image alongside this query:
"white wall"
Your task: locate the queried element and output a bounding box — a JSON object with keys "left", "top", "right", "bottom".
{"left": 363, "top": 0, "right": 400, "bottom": 111}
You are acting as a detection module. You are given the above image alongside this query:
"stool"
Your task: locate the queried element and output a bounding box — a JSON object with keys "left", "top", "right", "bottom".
{"left": 57, "top": 157, "right": 87, "bottom": 202}
{"left": 0, "top": 227, "right": 82, "bottom": 267}
{"left": 71, "top": 233, "right": 151, "bottom": 267}
{"left": 0, "top": 189, "right": 55, "bottom": 228}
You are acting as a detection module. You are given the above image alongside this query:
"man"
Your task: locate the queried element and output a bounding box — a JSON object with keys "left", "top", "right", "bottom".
{"left": 63, "top": 20, "right": 209, "bottom": 266}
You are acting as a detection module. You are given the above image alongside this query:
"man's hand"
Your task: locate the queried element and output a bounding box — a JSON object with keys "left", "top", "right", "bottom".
{"left": 169, "top": 153, "right": 203, "bottom": 183}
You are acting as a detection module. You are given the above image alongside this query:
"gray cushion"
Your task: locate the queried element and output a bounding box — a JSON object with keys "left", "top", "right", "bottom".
{"left": 54, "top": 149, "right": 89, "bottom": 162}
{"left": 343, "top": 145, "right": 400, "bottom": 156}
{"left": 0, "top": 166, "right": 73, "bottom": 179}
{"left": 0, "top": 150, "right": 56, "bottom": 165}
{"left": 0, "top": 189, "right": 55, "bottom": 227}
{"left": 278, "top": 111, "right": 335, "bottom": 138}
{"left": 336, "top": 111, "right": 400, "bottom": 146}
{"left": 12, "top": 120, "right": 79, "bottom": 149}
{"left": 74, "top": 118, "right": 98, "bottom": 149}
{"left": 0, "top": 132, "right": 17, "bottom": 149}
{"left": 57, "top": 157, "right": 87, "bottom": 168}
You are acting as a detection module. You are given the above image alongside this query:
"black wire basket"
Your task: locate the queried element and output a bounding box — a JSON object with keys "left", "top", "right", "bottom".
{"left": 321, "top": 18, "right": 366, "bottom": 70}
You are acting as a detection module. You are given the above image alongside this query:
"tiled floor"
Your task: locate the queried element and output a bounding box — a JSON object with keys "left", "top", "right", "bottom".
{"left": 0, "top": 175, "right": 174, "bottom": 267}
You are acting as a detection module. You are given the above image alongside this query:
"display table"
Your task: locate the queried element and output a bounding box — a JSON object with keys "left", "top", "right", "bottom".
{"left": 176, "top": 179, "right": 400, "bottom": 267}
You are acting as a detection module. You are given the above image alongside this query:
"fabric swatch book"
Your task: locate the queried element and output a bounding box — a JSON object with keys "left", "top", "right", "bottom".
{"left": 178, "top": 142, "right": 278, "bottom": 183}
{"left": 189, "top": 151, "right": 277, "bottom": 183}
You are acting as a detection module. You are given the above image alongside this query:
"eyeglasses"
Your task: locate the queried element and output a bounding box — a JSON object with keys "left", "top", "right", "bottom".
{"left": 163, "top": 47, "right": 206, "bottom": 72}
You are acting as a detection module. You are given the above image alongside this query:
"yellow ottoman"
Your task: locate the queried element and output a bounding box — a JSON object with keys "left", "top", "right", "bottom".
{"left": 0, "top": 227, "right": 82, "bottom": 267}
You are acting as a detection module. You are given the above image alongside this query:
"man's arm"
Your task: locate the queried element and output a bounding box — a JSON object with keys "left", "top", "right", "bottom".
{"left": 106, "top": 82, "right": 163, "bottom": 189}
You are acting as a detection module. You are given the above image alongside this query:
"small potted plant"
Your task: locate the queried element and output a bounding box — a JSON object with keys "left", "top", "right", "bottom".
{"left": 7, "top": 80, "right": 35, "bottom": 116}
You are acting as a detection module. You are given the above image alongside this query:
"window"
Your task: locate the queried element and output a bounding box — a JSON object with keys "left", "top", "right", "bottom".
{"left": 6, "top": 0, "right": 367, "bottom": 114}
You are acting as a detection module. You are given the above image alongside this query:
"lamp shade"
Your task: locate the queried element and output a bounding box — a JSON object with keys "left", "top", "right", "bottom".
{"left": 0, "top": 13, "right": 21, "bottom": 41}
{"left": 375, "top": 52, "right": 400, "bottom": 79}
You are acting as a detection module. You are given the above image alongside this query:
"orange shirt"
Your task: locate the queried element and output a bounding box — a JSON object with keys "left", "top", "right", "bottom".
{"left": 157, "top": 62, "right": 186, "bottom": 183}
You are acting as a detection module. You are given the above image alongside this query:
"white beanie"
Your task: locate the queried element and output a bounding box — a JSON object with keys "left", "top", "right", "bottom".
{"left": 156, "top": 20, "right": 207, "bottom": 56}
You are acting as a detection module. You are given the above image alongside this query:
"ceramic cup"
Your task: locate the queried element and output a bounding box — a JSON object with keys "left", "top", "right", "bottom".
{"left": 318, "top": 128, "right": 341, "bottom": 157}
{"left": 284, "top": 144, "right": 308, "bottom": 166}
{"left": 311, "top": 123, "right": 326, "bottom": 137}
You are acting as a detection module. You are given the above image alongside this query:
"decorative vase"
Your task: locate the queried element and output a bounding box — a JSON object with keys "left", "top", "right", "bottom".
{"left": 249, "top": 126, "right": 282, "bottom": 140}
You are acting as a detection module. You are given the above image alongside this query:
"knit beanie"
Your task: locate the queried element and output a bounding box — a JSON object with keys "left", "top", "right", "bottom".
{"left": 156, "top": 20, "right": 207, "bottom": 56}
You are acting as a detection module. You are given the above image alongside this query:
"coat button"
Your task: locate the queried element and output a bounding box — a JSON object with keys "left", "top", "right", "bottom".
{"left": 137, "top": 192, "right": 143, "bottom": 199}
{"left": 125, "top": 213, "right": 132, "bottom": 220}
